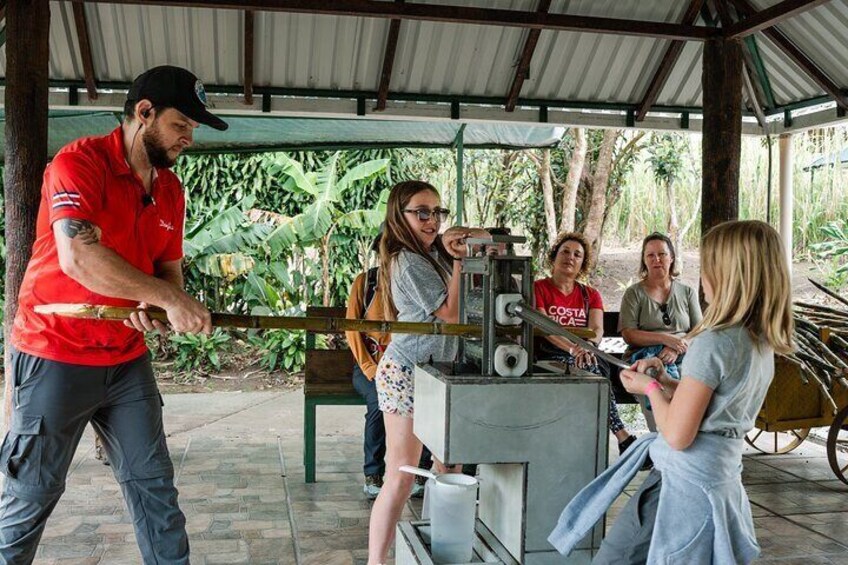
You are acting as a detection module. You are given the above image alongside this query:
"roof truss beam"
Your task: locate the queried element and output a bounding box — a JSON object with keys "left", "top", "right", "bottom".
{"left": 729, "top": 0, "right": 848, "bottom": 110}
{"left": 78, "top": 0, "right": 719, "bottom": 41}
{"left": 71, "top": 1, "right": 98, "bottom": 100}
{"left": 376, "top": 0, "right": 403, "bottom": 111}
{"left": 635, "top": 0, "right": 704, "bottom": 121}
{"left": 724, "top": 0, "right": 831, "bottom": 40}
{"left": 505, "top": 0, "right": 551, "bottom": 112}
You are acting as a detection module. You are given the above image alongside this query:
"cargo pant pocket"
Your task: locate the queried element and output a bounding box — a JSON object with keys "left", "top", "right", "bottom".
{"left": 0, "top": 414, "right": 44, "bottom": 486}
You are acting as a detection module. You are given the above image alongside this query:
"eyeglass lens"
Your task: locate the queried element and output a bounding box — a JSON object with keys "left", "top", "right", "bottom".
{"left": 407, "top": 208, "right": 449, "bottom": 222}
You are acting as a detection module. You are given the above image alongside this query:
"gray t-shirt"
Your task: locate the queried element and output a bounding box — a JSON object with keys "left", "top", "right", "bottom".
{"left": 619, "top": 280, "right": 702, "bottom": 336}
{"left": 681, "top": 325, "right": 774, "bottom": 438}
{"left": 383, "top": 249, "right": 459, "bottom": 368}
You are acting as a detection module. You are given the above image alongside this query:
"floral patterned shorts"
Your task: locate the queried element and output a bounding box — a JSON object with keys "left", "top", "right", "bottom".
{"left": 375, "top": 356, "right": 415, "bottom": 418}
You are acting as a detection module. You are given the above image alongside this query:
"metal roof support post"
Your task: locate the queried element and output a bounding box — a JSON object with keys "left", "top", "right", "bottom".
{"left": 778, "top": 133, "right": 793, "bottom": 275}
{"left": 455, "top": 124, "right": 466, "bottom": 225}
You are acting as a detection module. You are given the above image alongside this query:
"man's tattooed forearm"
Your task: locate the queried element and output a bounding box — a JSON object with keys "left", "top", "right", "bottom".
{"left": 59, "top": 219, "right": 101, "bottom": 245}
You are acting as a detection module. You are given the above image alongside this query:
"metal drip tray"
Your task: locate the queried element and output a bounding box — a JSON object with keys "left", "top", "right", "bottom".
{"left": 396, "top": 520, "right": 519, "bottom": 565}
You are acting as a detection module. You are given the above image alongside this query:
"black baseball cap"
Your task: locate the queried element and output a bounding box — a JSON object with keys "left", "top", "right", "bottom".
{"left": 127, "top": 65, "right": 228, "bottom": 131}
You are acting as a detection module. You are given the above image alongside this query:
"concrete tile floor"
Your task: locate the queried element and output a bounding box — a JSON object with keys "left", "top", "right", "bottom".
{"left": 2, "top": 389, "right": 845, "bottom": 564}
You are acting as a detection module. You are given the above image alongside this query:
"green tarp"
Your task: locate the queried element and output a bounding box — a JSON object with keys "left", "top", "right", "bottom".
{"left": 0, "top": 111, "right": 565, "bottom": 159}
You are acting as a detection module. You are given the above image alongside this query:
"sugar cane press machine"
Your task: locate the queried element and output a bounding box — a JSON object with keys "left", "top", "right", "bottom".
{"left": 395, "top": 235, "right": 610, "bottom": 565}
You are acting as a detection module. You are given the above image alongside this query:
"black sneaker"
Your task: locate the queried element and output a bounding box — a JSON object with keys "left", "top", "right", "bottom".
{"left": 364, "top": 474, "right": 383, "bottom": 499}
{"left": 410, "top": 474, "right": 427, "bottom": 498}
{"left": 617, "top": 435, "right": 636, "bottom": 455}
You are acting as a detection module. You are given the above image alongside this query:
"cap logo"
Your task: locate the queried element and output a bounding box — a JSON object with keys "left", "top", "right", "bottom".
{"left": 195, "top": 79, "right": 209, "bottom": 107}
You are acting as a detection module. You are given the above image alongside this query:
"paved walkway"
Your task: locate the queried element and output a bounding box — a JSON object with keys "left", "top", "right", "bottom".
{"left": 3, "top": 389, "right": 847, "bottom": 564}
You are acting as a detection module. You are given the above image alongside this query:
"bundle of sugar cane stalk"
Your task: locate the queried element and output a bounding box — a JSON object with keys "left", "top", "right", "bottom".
{"left": 784, "top": 279, "right": 848, "bottom": 414}
{"left": 33, "top": 303, "right": 594, "bottom": 340}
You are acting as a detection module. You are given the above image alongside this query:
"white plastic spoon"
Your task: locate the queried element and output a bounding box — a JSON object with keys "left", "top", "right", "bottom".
{"left": 399, "top": 465, "right": 437, "bottom": 481}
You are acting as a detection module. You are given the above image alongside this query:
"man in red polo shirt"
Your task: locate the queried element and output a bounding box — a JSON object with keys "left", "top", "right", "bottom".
{"left": 1, "top": 66, "right": 227, "bottom": 564}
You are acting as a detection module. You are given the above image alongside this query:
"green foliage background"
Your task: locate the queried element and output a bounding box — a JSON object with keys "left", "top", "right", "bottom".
{"left": 1, "top": 126, "right": 846, "bottom": 378}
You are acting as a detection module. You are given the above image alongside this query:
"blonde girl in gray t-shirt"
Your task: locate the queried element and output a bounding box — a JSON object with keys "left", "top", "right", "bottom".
{"left": 367, "top": 180, "right": 486, "bottom": 565}
{"left": 593, "top": 220, "right": 794, "bottom": 564}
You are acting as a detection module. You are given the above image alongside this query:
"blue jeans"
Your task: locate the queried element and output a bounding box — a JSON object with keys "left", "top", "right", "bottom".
{"left": 352, "top": 364, "right": 432, "bottom": 477}
{"left": 352, "top": 365, "right": 386, "bottom": 477}
{"left": 627, "top": 345, "right": 684, "bottom": 413}
{"left": 627, "top": 345, "right": 683, "bottom": 380}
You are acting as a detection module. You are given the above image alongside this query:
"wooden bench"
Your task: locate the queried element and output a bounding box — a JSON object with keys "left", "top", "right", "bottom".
{"left": 303, "top": 306, "right": 364, "bottom": 483}
{"left": 602, "top": 311, "right": 638, "bottom": 405}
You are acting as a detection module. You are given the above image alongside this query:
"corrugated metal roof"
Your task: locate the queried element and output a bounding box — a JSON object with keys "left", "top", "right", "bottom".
{"left": 1, "top": 0, "right": 846, "bottom": 134}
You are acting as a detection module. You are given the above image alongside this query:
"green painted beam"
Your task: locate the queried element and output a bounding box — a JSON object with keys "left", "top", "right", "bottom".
{"left": 744, "top": 36, "right": 777, "bottom": 110}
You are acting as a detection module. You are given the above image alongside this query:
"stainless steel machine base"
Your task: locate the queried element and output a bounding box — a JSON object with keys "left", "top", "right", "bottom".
{"left": 403, "top": 363, "right": 609, "bottom": 563}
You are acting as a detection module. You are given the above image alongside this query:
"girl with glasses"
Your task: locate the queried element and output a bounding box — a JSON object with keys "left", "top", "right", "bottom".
{"left": 551, "top": 220, "right": 794, "bottom": 565}
{"left": 619, "top": 233, "right": 703, "bottom": 381}
{"left": 367, "top": 180, "right": 486, "bottom": 564}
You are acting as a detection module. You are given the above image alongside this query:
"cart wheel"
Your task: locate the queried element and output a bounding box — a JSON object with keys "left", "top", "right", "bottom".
{"left": 827, "top": 405, "right": 848, "bottom": 484}
{"left": 745, "top": 426, "right": 810, "bottom": 454}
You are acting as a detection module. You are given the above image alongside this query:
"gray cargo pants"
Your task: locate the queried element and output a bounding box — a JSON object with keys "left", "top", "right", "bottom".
{"left": 0, "top": 348, "right": 189, "bottom": 564}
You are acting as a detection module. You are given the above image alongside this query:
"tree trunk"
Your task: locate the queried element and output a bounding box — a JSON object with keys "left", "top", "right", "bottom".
{"left": 537, "top": 148, "right": 558, "bottom": 244}
{"left": 676, "top": 197, "right": 702, "bottom": 273}
{"left": 493, "top": 152, "right": 515, "bottom": 228}
{"left": 4, "top": 0, "right": 50, "bottom": 423}
{"left": 666, "top": 179, "right": 680, "bottom": 244}
{"left": 560, "top": 128, "right": 587, "bottom": 233}
{"left": 582, "top": 129, "right": 618, "bottom": 268}
{"left": 702, "top": 38, "right": 742, "bottom": 234}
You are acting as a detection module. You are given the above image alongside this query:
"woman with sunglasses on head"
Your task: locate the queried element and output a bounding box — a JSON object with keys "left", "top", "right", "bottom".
{"left": 619, "top": 233, "right": 702, "bottom": 382}
{"left": 550, "top": 220, "right": 794, "bottom": 564}
{"left": 535, "top": 233, "right": 636, "bottom": 454}
{"left": 367, "top": 180, "right": 486, "bottom": 565}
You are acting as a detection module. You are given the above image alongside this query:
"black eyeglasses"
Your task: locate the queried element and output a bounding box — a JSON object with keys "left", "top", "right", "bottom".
{"left": 659, "top": 303, "right": 672, "bottom": 326}
{"left": 403, "top": 207, "right": 450, "bottom": 223}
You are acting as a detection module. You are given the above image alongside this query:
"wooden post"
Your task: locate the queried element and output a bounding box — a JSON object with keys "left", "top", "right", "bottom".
{"left": 701, "top": 38, "right": 742, "bottom": 235}
{"left": 4, "top": 0, "right": 50, "bottom": 423}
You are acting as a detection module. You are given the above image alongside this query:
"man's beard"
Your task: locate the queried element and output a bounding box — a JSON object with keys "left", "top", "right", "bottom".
{"left": 142, "top": 126, "right": 178, "bottom": 168}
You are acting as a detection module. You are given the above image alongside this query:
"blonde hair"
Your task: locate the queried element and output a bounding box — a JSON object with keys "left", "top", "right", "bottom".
{"left": 378, "top": 180, "right": 452, "bottom": 321}
{"left": 690, "top": 220, "right": 794, "bottom": 354}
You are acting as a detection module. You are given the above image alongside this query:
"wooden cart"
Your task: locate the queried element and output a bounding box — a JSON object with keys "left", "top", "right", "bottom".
{"left": 745, "top": 355, "right": 848, "bottom": 484}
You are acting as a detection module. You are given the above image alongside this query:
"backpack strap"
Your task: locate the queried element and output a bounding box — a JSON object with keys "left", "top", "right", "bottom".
{"left": 577, "top": 282, "right": 591, "bottom": 328}
{"left": 363, "top": 267, "right": 380, "bottom": 315}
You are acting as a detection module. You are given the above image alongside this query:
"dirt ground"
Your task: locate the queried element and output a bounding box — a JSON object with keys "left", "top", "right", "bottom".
{"left": 591, "top": 245, "right": 826, "bottom": 309}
